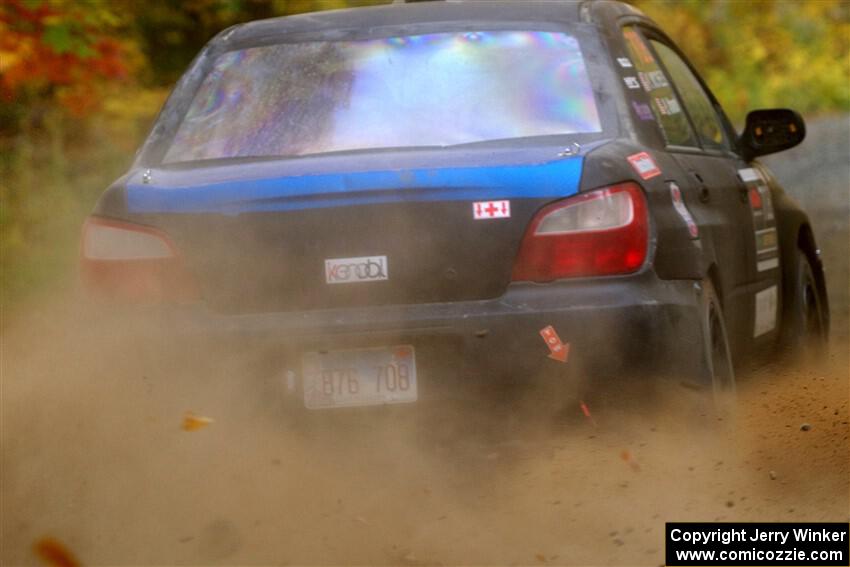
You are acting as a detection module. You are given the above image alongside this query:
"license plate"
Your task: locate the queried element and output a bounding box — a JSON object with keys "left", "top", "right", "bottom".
{"left": 302, "top": 345, "right": 417, "bottom": 409}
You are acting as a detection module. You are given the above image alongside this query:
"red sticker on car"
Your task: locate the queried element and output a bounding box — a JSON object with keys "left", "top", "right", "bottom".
{"left": 539, "top": 325, "right": 569, "bottom": 363}
{"left": 473, "top": 200, "right": 511, "bottom": 219}
{"left": 627, "top": 152, "right": 662, "bottom": 180}
{"left": 748, "top": 186, "right": 763, "bottom": 209}
{"left": 669, "top": 182, "right": 699, "bottom": 238}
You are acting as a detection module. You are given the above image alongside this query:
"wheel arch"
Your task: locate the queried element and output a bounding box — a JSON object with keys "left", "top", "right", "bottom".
{"left": 774, "top": 194, "right": 831, "bottom": 340}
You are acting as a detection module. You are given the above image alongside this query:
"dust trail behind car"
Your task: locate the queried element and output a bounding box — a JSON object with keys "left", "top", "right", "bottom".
{"left": 2, "top": 288, "right": 847, "bottom": 565}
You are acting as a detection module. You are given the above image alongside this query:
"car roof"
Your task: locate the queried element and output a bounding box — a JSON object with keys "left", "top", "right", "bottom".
{"left": 219, "top": 1, "right": 607, "bottom": 47}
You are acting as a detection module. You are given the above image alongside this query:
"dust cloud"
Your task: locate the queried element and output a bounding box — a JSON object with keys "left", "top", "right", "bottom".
{"left": 2, "top": 284, "right": 847, "bottom": 565}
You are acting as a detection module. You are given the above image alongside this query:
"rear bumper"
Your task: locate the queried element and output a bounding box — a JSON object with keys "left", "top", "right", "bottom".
{"left": 160, "top": 272, "right": 706, "bottom": 388}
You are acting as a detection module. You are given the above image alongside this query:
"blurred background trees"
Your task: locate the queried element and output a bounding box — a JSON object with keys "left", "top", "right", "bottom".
{"left": 633, "top": 0, "right": 850, "bottom": 121}
{"left": 2, "top": 0, "right": 849, "bottom": 308}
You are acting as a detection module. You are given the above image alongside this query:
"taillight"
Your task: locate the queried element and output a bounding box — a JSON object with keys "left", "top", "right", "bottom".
{"left": 511, "top": 182, "right": 649, "bottom": 282}
{"left": 80, "top": 217, "right": 198, "bottom": 303}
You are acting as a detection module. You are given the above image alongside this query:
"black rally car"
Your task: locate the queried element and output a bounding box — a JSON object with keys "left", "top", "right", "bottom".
{"left": 80, "top": 0, "right": 828, "bottom": 410}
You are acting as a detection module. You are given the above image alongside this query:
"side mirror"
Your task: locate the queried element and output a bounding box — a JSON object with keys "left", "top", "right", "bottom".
{"left": 739, "top": 108, "right": 805, "bottom": 161}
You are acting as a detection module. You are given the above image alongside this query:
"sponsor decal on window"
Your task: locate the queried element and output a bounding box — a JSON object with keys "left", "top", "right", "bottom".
{"left": 639, "top": 70, "right": 669, "bottom": 91}
{"left": 655, "top": 96, "right": 682, "bottom": 116}
{"left": 631, "top": 101, "right": 655, "bottom": 121}
{"left": 623, "top": 28, "right": 654, "bottom": 64}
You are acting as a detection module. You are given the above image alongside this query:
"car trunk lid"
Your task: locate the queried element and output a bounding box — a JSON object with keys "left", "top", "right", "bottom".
{"left": 125, "top": 146, "right": 587, "bottom": 313}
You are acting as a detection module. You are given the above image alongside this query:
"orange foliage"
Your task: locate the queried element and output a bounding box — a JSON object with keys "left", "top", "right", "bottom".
{"left": 0, "top": 0, "right": 132, "bottom": 116}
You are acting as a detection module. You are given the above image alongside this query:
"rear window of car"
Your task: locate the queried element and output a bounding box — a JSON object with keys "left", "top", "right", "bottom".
{"left": 163, "top": 30, "right": 603, "bottom": 163}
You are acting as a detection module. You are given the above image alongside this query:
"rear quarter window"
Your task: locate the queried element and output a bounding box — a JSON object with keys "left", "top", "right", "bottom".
{"left": 621, "top": 27, "right": 697, "bottom": 148}
{"left": 651, "top": 40, "right": 731, "bottom": 151}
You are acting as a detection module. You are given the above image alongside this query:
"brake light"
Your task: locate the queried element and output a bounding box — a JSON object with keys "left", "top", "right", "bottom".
{"left": 511, "top": 182, "right": 649, "bottom": 282}
{"left": 80, "top": 217, "right": 199, "bottom": 303}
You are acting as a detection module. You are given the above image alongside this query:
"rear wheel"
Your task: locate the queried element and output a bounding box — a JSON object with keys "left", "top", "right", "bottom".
{"left": 781, "top": 247, "right": 828, "bottom": 359}
{"left": 700, "top": 279, "right": 736, "bottom": 411}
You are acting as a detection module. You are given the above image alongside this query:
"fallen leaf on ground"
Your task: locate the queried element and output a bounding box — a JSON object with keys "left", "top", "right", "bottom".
{"left": 33, "top": 537, "right": 80, "bottom": 567}
{"left": 579, "top": 401, "right": 597, "bottom": 427}
{"left": 182, "top": 412, "right": 214, "bottom": 431}
{"left": 620, "top": 449, "right": 641, "bottom": 471}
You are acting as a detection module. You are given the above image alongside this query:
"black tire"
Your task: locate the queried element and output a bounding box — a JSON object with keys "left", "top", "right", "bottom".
{"left": 781, "top": 246, "right": 829, "bottom": 358}
{"left": 699, "top": 279, "right": 736, "bottom": 408}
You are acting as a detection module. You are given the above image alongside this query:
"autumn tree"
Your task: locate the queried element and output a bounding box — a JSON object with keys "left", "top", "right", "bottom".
{"left": 633, "top": 0, "right": 850, "bottom": 123}
{"left": 0, "top": 0, "right": 140, "bottom": 137}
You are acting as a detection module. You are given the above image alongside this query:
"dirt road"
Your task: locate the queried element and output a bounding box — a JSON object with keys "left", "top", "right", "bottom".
{"left": 2, "top": 116, "right": 848, "bottom": 566}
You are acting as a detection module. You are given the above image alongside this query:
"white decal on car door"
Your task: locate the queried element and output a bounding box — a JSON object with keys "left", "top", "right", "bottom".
{"left": 754, "top": 285, "right": 778, "bottom": 337}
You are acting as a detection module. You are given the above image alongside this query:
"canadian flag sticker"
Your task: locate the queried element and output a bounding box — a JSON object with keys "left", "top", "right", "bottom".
{"left": 627, "top": 151, "right": 662, "bottom": 180}
{"left": 473, "top": 200, "right": 511, "bottom": 220}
